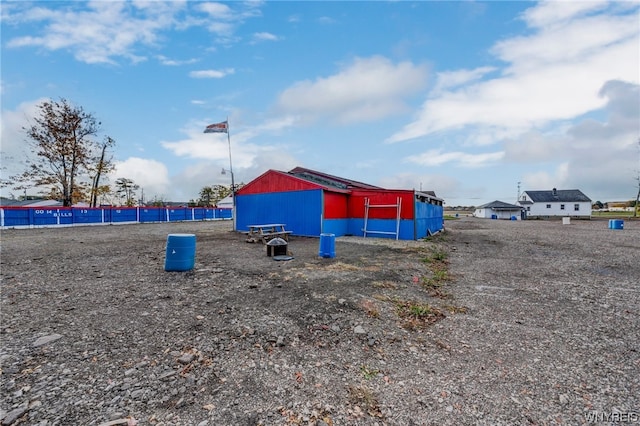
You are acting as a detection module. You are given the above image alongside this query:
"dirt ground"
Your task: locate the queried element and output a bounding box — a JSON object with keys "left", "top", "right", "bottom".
{"left": 1, "top": 217, "right": 638, "bottom": 425}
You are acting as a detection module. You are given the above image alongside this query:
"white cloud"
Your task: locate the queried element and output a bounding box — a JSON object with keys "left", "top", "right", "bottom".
{"left": 521, "top": 0, "right": 609, "bottom": 28}
{"left": 111, "top": 157, "right": 171, "bottom": 200}
{"left": 432, "top": 67, "right": 496, "bottom": 93}
{"left": 522, "top": 162, "right": 570, "bottom": 192}
{"left": 3, "top": 1, "right": 263, "bottom": 64}
{"left": 407, "top": 149, "right": 505, "bottom": 168}
{"left": 252, "top": 32, "right": 279, "bottom": 42}
{"left": 387, "top": 1, "right": 640, "bottom": 143}
{"left": 157, "top": 55, "right": 198, "bottom": 66}
{"left": 0, "top": 98, "right": 48, "bottom": 183}
{"left": 5, "top": 2, "right": 184, "bottom": 64}
{"left": 511, "top": 80, "right": 640, "bottom": 201}
{"left": 189, "top": 68, "right": 235, "bottom": 79}
{"left": 275, "top": 56, "right": 428, "bottom": 125}
{"left": 197, "top": 2, "right": 234, "bottom": 19}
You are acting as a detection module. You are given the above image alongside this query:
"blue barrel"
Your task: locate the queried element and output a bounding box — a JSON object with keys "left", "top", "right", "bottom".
{"left": 510, "top": 216, "right": 517, "bottom": 221}
{"left": 318, "top": 233, "right": 336, "bottom": 258}
{"left": 491, "top": 214, "right": 498, "bottom": 220}
{"left": 165, "top": 234, "right": 196, "bottom": 271}
{"left": 611, "top": 219, "right": 624, "bottom": 230}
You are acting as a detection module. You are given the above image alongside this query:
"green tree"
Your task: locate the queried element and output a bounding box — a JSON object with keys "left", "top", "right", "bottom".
{"left": 115, "top": 177, "right": 140, "bottom": 206}
{"left": 5, "top": 98, "right": 114, "bottom": 206}
{"left": 198, "top": 184, "right": 232, "bottom": 206}
{"left": 198, "top": 186, "right": 216, "bottom": 207}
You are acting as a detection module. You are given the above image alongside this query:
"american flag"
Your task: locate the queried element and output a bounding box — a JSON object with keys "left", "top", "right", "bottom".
{"left": 204, "top": 121, "right": 228, "bottom": 133}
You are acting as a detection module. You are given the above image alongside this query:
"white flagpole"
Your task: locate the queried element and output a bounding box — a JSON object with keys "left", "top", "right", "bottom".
{"left": 226, "top": 117, "right": 236, "bottom": 231}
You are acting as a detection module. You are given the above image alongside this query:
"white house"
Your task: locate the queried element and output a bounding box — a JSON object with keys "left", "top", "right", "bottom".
{"left": 474, "top": 200, "right": 523, "bottom": 219}
{"left": 517, "top": 188, "right": 591, "bottom": 219}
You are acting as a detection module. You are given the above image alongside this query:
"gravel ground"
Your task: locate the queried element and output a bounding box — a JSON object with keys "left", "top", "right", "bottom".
{"left": 0, "top": 217, "right": 638, "bottom": 426}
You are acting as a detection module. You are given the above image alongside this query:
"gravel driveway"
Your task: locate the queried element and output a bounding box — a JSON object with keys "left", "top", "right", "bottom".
{"left": 1, "top": 217, "right": 638, "bottom": 425}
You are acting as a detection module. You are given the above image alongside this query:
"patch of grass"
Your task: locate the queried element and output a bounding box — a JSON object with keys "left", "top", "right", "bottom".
{"left": 360, "top": 365, "right": 380, "bottom": 380}
{"left": 394, "top": 299, "right": 445, "bottom": 330}
{"left": 592, "top": 210, "right": 638, "bottom": 218}
{"left": 423, "top": 248, "right": 448, "bottom": 264}
{"left": 420, "top": 246, "right": 452, "bottom": 298}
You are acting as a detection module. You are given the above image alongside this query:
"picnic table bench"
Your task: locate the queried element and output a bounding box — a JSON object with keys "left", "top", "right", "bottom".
{"left": 245, "top": 224, "right": 292, "bottom": 243}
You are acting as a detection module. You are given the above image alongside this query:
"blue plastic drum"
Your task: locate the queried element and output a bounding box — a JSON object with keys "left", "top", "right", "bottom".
{"left": 165, "top": 233, "right": 196, "bottom": 271}
{"left": 610, "top": 219, "right": 624, "bottom": 230}
{"left": 318, "top": 233, "right": 336, "bottom": 258}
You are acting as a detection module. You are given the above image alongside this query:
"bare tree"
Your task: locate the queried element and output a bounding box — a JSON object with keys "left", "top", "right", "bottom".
{"left": 89, "top": 136, "right": 116, "bottom": 207}
{"left": 4, "top": 98, "right": 114, "bottom": 206}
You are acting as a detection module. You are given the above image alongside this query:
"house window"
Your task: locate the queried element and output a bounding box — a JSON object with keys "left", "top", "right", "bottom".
{"left": 527, "top": 207, "right": 530, "bottom": 211}
{"left": 546, "top": 204, "right": 551, "bottom": 209}
{"left": 560, "top": 204, "right": 565, "bottom": 210}
{"left": 574, "top": 204, "right": 580, "bottom": 211}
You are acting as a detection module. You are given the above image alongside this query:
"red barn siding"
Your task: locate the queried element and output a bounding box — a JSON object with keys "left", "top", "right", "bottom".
{"left": 238, "top": 170, "right": 322, "bottom": 195}
{"left": 348, "top": 190, "right": 415, "bottom": 220}
{"left": 324, "top": 192, "right": 348, "bottom": 219}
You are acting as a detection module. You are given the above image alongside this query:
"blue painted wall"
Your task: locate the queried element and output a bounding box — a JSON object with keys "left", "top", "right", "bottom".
{"left": 236, "top": 189, "right": 323, "bottom": 236}
{"left": 1, "top": 207, "right": 231, "bottom": 228}
{"left": 414, "top": 201, "right": 444, "bottom": 238}
{"left": 321, "top": 218, "right": 349, "bottom": 236}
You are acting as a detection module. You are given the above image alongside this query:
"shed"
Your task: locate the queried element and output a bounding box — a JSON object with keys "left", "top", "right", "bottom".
{"left": 235, "top": 167, "right": 444, "bottom": 240}
{"left": 474, "top": 200, "right": 523, "bottom": 220}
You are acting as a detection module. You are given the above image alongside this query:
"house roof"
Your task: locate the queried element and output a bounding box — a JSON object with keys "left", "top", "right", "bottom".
{"left": 523, "top": 189, "right": 591, "bottom": 203}
{"left": 477, "top": 200, "right": 522, "bottom": 210}
{"left": 288, "top": 167, "right": 383, "bottom": 190}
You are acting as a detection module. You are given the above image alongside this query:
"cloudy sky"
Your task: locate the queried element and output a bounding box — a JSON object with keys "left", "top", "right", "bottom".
{"left": 1, "top": 0, "right": 639, "bottom": 206}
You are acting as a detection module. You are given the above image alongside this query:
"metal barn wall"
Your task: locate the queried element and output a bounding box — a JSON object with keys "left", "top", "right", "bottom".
{"left": 414, "top": 200, "right": 444, "bottom": 239}
{"left": 239, "top": 169, "right": 321, "bottom": 194}
{"left": 345, "top": 190, "right": 418, "bottom": 240}
{"left": 236, "top": 189, "right": 323, "bottom": 237}
{"left": 321, "top": 191, "right": 349, "bottom": 236}
{"left": 346, "top": 218, "right": 416, "bottom": 239}
{"left": 347, "top": 191, "right": 415, "bottom": 219}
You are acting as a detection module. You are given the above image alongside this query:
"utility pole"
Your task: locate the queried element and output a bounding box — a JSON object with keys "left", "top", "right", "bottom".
{"left": 635, "top": 137, "right": 640, "bottom": 218}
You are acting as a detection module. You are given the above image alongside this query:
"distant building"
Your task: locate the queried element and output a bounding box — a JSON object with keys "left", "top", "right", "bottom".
{"left": 216, "top": 194, "right": 233, "bottom": 209}
{"left": 474, "top": 200, "right": 523, "bottom": 219}
{"left": 517, "top": 188, "right": 592, "bottom": 219}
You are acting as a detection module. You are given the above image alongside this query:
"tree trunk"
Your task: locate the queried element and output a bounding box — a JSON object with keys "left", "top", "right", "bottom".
{"left": 635, "top": 180, "right": 640, "bottom": 218}
{"left": 91, "top": 142, "right": 109, "bottom": 208}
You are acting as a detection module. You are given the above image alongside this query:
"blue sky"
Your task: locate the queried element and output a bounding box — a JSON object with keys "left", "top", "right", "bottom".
{"left": 1, "top": 1, "right": 639, "bottom": 206}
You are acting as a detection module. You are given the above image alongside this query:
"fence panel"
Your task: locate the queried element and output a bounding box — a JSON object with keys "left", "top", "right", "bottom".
{"left": 1, "top": 206, "right": 233, "bottom": 228}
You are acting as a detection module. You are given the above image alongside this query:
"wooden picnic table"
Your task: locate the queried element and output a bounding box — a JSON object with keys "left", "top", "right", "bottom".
{"left": 246, "top": 223, "right": 292, "bottom": 243}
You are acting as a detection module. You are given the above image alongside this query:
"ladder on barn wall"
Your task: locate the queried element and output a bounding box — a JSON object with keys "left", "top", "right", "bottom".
{"left": 362, "top": 197, "right": 402, "bottom": 240}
